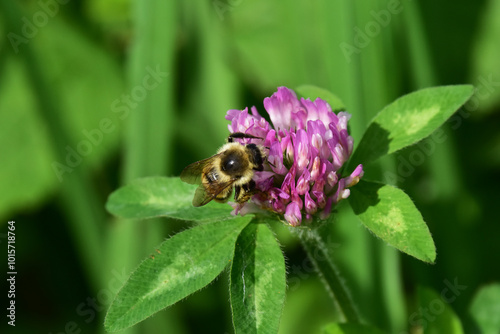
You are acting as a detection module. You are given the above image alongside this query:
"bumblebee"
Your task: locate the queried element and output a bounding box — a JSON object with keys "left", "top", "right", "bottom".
{"left": 180, "top": 133, "right": 266, "bottom": 207}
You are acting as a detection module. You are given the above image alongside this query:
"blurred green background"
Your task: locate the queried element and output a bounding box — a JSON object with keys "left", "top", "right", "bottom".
{"left": 1, "top": 0, "right": 499, "bottom": 333}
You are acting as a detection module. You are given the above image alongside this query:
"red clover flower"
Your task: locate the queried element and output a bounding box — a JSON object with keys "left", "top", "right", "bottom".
{"left": 226, "top": 87, "right": 363, "bottom": 226}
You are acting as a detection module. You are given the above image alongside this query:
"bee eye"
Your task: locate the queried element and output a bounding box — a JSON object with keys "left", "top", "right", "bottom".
{"left": 223, "top": 158, "right": 240, "bottom": 172}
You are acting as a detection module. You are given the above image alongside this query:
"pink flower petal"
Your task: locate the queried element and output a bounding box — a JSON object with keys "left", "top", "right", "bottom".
{"left": 221, "top": 87, "right": 362, "bottom": 226}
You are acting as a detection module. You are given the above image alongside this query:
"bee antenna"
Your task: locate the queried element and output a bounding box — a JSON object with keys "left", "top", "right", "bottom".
{"left": 228, "top": 132, "right": 263, "bottom": 141}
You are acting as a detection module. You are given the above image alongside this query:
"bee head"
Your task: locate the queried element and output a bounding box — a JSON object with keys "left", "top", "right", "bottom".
{"left": 219, "top": 145, "right": 249, "bottom": 176}
{"left": 222, "top": 154, "right": 242, "bottom": 172}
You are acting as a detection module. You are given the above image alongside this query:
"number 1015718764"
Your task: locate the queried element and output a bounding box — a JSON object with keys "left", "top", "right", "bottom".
{"left": 7, "top": 221, "right": 15, "bottom": 272}
{"left": 6, "top": 221, "right": 16, "bottom": 327}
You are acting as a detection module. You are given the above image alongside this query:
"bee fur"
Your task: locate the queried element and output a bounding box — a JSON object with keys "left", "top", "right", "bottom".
{"left": 180, "top": 133, "right": 266, "bottom": 206}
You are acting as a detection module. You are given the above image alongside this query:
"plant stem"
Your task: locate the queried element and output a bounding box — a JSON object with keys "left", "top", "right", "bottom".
{"left": 297, "top": 228, "right": 360, "bottom": 323}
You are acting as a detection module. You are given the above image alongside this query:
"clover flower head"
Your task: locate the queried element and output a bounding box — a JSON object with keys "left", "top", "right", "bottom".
{"left": 226, "top": 87, "right": 363, "bottom": 226}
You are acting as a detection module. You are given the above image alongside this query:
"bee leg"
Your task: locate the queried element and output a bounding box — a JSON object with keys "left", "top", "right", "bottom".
{"left": 243, "top": 180, "right": 256, "bottom": 192}
{"left": 235, "top": 180, "right": 257, "bottom": 203}
{"left": 234, "top": 185, "right": 241, "bottom": 201}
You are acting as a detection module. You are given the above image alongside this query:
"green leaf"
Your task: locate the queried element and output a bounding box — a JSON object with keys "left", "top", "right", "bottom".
{"left": 417, "top": 286, "right": 464, "bottom": 334}
{"left": 350, "top": 85, "right": 474, "bottom": 167}
{"left": 295, "top": 85, "right": 346, "bottom": 111}
{"left": 104, "top": 217, "right": 251, "bottom": 332}
{"left": 230, "top": 223, "right": 286, "bottom": 334}
{"left": 105, "top": 177, "right": 234, "bottom": 221}
{"left": 322, "top": 323, "right": 387, "bottom": 334}
{"left": 470, "top": 284, "right": 500, "bottom": 334}
{"left": 348, "top": 180, "right": 436, "bottom": 263}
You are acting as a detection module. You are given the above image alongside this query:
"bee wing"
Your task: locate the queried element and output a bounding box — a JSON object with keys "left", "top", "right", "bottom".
{"left": 180, "top": 155, "right": 218, "bottom": 185}
{"left": 192, "top": 180, "right": 236, "bottom": 207}
{"left": 192, "top": 185, "right": 212, "bottom": 207}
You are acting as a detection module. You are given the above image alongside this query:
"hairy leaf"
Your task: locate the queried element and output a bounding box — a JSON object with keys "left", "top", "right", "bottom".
{"left": 350, "top": 85, "right": 474, "bottom": 167}
{"left": 106, "top": 177, "right": 234, "bottom": 221}
{"left": 105, "top": 217, "right": 251, "bottom": 332}
{"left": 349, "top": 180, "right": 436, "bottom": 263}
{"left": 230, "top": 223, "right": 286, "bottom": 334}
